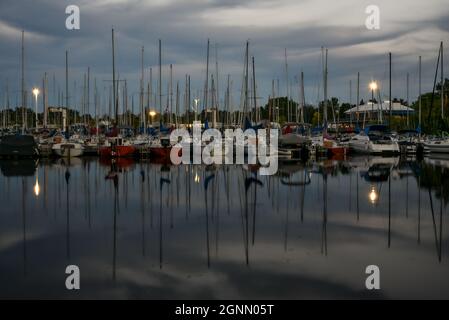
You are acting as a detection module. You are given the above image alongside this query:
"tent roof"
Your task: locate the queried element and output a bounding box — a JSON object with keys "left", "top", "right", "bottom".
{"left": 344, "top": 101, "right": 415, "bottom": 115}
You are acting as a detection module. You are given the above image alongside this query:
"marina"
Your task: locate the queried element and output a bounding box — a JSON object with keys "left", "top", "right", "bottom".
{"left": 1, "top": 0, "right": 449, "bottom": 303}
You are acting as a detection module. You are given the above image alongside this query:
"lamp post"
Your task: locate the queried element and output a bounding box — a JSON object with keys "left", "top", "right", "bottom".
{"left": 194, "top": 98, "right": 200, "bottom": 121}
{"left": 369, "top": 81, "right": 377, "bottom": 121}
{"left": 32, "top": 87, "right": 40, "bottom": 131}
{"left": 149, "top": 110, "right": 156, "bottom": 126}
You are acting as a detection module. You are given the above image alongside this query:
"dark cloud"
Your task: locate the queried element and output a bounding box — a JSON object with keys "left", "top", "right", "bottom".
{"left": 1, "top": 0, "right": 448, "bottom": 111}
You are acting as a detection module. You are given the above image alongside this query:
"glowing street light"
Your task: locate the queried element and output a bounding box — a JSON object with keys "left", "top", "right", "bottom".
{"left": 369, "top": 81, "right": 377, "bottom": 118}
{"left": 32, "top": 87, "right": 40, "bottom": 131}
{"left": 149, "top": 110, "right": 156, "bottom": 126}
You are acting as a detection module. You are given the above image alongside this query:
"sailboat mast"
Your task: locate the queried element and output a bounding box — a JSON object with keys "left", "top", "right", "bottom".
{"left": 159, "top": 39, "right": 162, "bottom": 116}
{"left": 170, "top": 64, "right": 173, "bottom": 124}
{"left": 87, "top": 66, "right": 90, "bottom": 126}
{"left": 322, "top": 47, "right": 328, "bottom": 125}
{"left": 406, "top": 72, "right": 409, "bottom": 127}
{"left": 419, "top": 56, "right": 422, "bottom": 130}
{"left": 44, "top": 73, "right": 48, "bottom": 128}
{"left": 205, "top": 39, "right": 210, "bottom": 122}
{"left": 112, "top": 28, "right": 117, "bottom": 122}
{"left": 252, "top": 56, "right": 257, "bottom": 123}
{"left": 21, "top": 30, "right": 25, "bottom": 134}
{"left": 244, "top": 41, "right": 249, "bottom": 119}
{"left": 285, "top": 48, "right": 289, "bottom": 122}
{"left": 357, "top": 72, "right": 360, "bottom": 124}
{"left": 389, "top": 52, "right": 392, "bottom": 129}
{"left": 215, "top": 43, "right": 219, "bottom": 111}
{"left": 300, "top": 71, "right": 305, "bottom": 123}
{"left": 175, "top": 81, "right": 179, "bottom": 128}
{"left": 441, "top": 42, "right": 444, "bottom": 119}
{"left": 140, "top": 46, "right": 144, "bottom": 131}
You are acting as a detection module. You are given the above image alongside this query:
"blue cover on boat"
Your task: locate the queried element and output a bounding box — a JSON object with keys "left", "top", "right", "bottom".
{"left": 243, "top": 117, "right": 263, "bottom": 131}
{"left": 364, "top": 124, "right": 389, "bottom": 135}
{"left": 159, "top": 121, "right": 171, "bottom": 134}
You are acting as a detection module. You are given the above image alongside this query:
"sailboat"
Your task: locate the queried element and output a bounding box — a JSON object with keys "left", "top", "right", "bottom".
{"left": 423, "top": 42, "right": 449, "bottom": 153}
{"left": 99, "top": 29, "right": 137, "bottom": 158}
{"left": 0, "top": 31, "right": 39, "bottom": 158}
{"left": 349, "top": 52, "right": 399, "bottom": 155}
{"left": 315, "top": 47, "right": 348, "bottom": 157}
{"left": 52, "top": 139, "right": 84, "bottom": 157}
{"left": 148, "top": 40, "right": 182, "bottom": 161}
{"left": 349, "top": 124, "right": 400, "bottom": 154}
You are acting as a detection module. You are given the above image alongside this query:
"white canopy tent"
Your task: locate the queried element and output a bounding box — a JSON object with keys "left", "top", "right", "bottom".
{"left": 344, "top": 101, "right": 415, "bottom": 116}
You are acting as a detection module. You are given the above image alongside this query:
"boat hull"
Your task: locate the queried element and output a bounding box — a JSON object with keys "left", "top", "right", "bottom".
{"left": 424, "top": 142, "right": 449, "bottom": 153}
{"left": 53, "top": 143, "right": 84, "bottom": 158}
{"left": 0, "top": 135, "right": 39, "bottom": 158}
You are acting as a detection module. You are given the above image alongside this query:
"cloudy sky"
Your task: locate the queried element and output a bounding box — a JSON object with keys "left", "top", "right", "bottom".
{"left": 0, "top": 0, "right": 449, "bottom": 113}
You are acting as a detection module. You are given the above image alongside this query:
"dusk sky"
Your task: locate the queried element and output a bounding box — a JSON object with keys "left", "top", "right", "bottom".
{"left": 1, "top": 0, "right": 449, "bottom": 113}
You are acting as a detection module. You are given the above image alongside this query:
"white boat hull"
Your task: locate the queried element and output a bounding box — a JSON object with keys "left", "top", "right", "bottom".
{"left": 349, "top": 137, "right": 399, "bottom": 154}
{"left": 53, "top": 143, "right": 84, "bottom": 157}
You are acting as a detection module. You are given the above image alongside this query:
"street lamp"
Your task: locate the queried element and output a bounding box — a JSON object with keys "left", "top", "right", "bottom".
{"left": 32, "top": 87, "right": 40, "bottom": 131}
{"left": 149, "top": 110, "right": 156, "bottom": 125}
{"left": 194, "top": 98, "right": 200, "bottom": 121}
{"left": 369, "top": 81, "right": 377, "bottom": 120}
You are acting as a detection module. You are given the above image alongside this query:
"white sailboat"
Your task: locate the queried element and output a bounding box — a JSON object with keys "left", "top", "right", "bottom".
{"left": 349, "top": 125, "right": 399, "bottom": 154}
{"left": 52, "top": 140, "right": 84, "bottom": 157}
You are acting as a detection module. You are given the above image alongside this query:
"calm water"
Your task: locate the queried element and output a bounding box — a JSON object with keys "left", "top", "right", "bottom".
{"left": 0, "top": 155, "right": 448, "bottom": 299}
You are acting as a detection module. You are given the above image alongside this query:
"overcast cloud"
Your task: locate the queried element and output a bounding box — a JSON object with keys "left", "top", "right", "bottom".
{"left": 0, "top": 0, "right": 449, "bottom": 112}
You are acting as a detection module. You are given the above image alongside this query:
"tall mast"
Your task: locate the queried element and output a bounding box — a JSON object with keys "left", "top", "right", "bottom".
{"left": 227, "top": 74, "right": 231, "bottom": 125}
{"left": 159, "top": 39, "right": 162, "bottom": 116}
{"left": 406, "top": 72, "right": 409, "bottom": 127}
{"left": 215, "top": 43, "right": 219, "bottom": 110}
{"left": 83, "top": 73, "right": 86, "bottom": 125}
{"left": 94, "top": 78, "right": 97, "bottom": 132}
{"left": 419, "top": 56, "right": 422, "bottom": 131}
{"left": 357, "top": 72, "right": 360, "bottom": 124}
{"left": 149, "top": 67, "right": 153, "bottom": 109}
{"left": 140, "top": 46, "right": 144, "bottom": 130}
{"left": 87, "top": 66, "right": 90, "bottom": 126}
{"left": 285, "top": 48, "right": 289, "bottom": 122}
{"left": 112, "top": 28, "right": 117, "bottom": 122}
{"left": 389, "top": 52, "right": 392, "bottom": 129}
{"left": 188, "top": 75, "right": 191, "bottom": 122}
{"left": 175, "top": 81, "right": 179, "bottom": 128}
{"left": 65, "top": 51, "right": 69, "bottom": 114}
{"left": 441, "top": 42, "right": 444, "bottom": 119}
{"left": 300, "top": 71, "right": 305, "bottom": 123}
{"left": 322, "top": 47, "right": 328, "bottom": 125}
{"left": 252, "top": 56, "right": 257, "bottom": 123}
{"left": 244, "top": 41, "right": 249, "bottom": 118}
{"left": 44, "top": 72, "right": 48, "bottom": 128}
{"left": 21, "top": 30, "right": 25, "bottom": 134}
{"left": 170, "top": 64, "right": 173, "bottom": 124}
{"left": 205, "top": 39, "right": 210, "bottom": 121}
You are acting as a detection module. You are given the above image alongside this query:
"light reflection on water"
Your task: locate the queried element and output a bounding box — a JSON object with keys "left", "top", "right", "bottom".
{"left": 0, "top": 156, "right": 448, "bottom": 299}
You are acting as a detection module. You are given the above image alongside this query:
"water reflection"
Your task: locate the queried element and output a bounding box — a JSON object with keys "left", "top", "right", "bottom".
{"left": 0, "top": 156, "right": 448, "bottom": 299}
